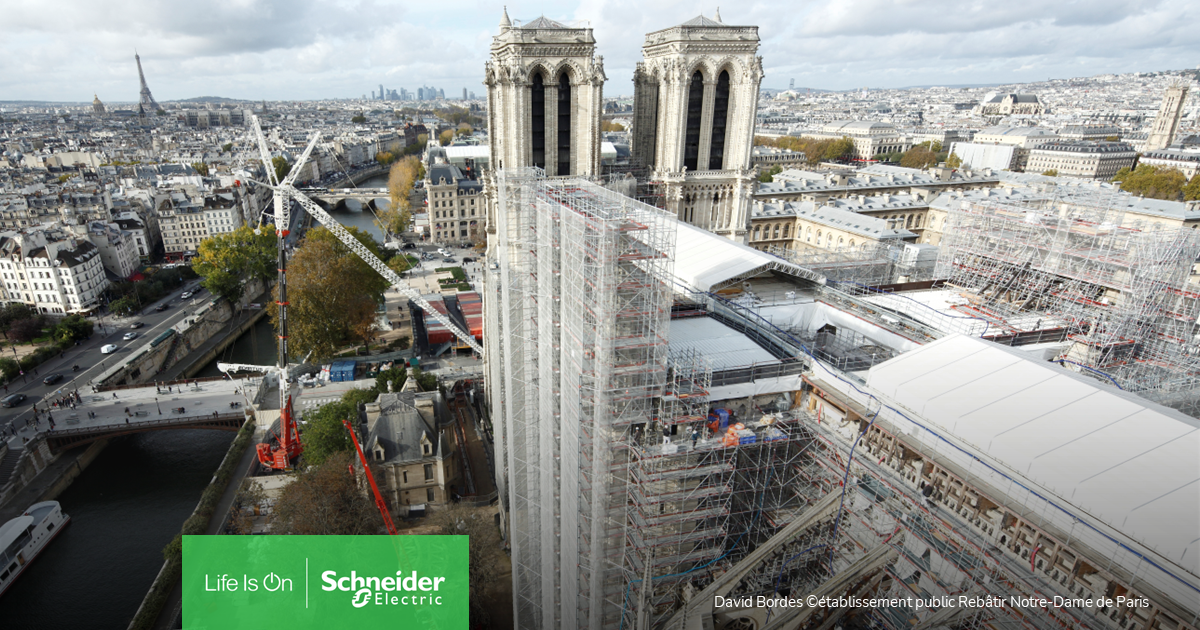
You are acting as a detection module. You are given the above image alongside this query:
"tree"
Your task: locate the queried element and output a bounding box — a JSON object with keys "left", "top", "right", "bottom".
{"left": 0, "top": 357, "right": 19, "bottom": 381}
{"left": 272, "top": 452, "right": 384, "bottom": 535}
{"left": 946, "top": 152, "right": 963, "bottom": 169}
{"left": 191, "top": 162, "right": 209, "bottom": 177}
{"left": 9, "top": 317, "right": 44, "bottom": 343}
{"left": 272, "top": 226, "right": 389, "bottom": 361}
{"left": 384, "top": 156, "right": 423, "bottom": 234}
{"left": 758, "top": 164, "right": 783, "bottom": 183}
{"left": 298, "top": 388, "right": 376, "bottom": 466}
{"left": 601, "top": 121, "right": 626, "bottom": 132}
{"left": 192, "top": 225, "right": 278, "bottom": 306}
{"left": 1042, "top": 169, "right": 1059, "bottom": 177}
{"left": 899, "top": 141, "right": 940, "bottom": 169}
{"left": 0, "top": 304, "right": 35, "bottom": 334}
{"left": 271, "top": 156, "right": 291, "bottom": 183}
{"left": 410, "top": 367, "right": 437, "bottom": 392}
{"left": 456, "top": 123, "right": 472, "bottom": 137}
{"left": 375, "top": 151, "right": 396, "bottom": 166}
{"left": 52, "top": 315, "right": 93, "bottom": 344}
{"left": 1184, "top": 174, "right": 1200, "bottom": 201}
{"left": 1113, "top": 164, "right": 1188, "bottom": 200}
{"left": 439, "top": 129, "right": 454, "bottom": 146}
{"left": 375, "top": 366, "right": 408, "bottom": 394}
{"left": 221, "top": 143, "right": 233, "bottom": 153}
{"left": 822, "top": 137, "right": 855, "bottom": 162}
{"left": 426, "top": 505, "right": 506, "bottom": 626}
{"left": 351, "top": 114, "right": 366, "bottom": 124}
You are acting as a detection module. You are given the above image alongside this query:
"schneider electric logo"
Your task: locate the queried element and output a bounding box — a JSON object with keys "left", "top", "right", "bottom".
{"left": 322, "top": 570, "right": 449, "bottom": 608}
{"left": 183, "top": 535, "right": 468, "bottom": 628}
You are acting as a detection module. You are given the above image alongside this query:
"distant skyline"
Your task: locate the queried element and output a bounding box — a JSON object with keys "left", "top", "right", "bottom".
{"left": 2, "top": 0, "right": 1198, "bottom": 103}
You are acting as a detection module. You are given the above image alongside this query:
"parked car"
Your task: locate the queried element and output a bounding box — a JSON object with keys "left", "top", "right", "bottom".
{"left": 155, "top": 303, "right": 170, "bottom": 312}
{"left": 1, "top": 394, "right": 26, "bottom": 408}
{"left": 442, "top": 256, "right": 455, "bottom": 263}
{"left": 101, "top": 344, "right": 118, "bottom": 354}
{"left": 123, "top": 332, "right": 138, "bottom": 341}
{"left": 130, "top": 321, "right": 145, "bottom": 329}
{"left": 462, "top": 257, "right": 476, "bottom": 263}
{"left": 42, "top": 373, "right": 63, "bottom": 385}
{"left": 181, "top": 291, "right": 194, "bottom": 299}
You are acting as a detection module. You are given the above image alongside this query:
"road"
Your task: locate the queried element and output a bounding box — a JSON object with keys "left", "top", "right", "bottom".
{"left": 1, "top": 279, "right": 211, "bottom": 450}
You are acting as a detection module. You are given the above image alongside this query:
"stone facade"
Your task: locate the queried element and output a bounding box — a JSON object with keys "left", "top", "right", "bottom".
{"left": 484, "top": 11, "right": 605, "bottom": 178}
{"left": 631, "top": 14, "right": 762, "bottom": 242}
{"left": 1145, "top": 83, "right": 1189, "bottom": 152}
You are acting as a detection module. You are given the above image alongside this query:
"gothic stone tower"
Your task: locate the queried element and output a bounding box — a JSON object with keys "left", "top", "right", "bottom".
{"left": 632, "top": 13, "right": 762, "bottom": 242}
{"left": 1146, "top": 82, "right": 1189, "bottom": 152}
{"left": 484, "top": 9, "right": 606, "bottom": 178}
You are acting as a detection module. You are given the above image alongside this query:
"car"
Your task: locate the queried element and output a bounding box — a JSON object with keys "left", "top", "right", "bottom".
{"left": 42, "top": 373, "right": 63, "bottom": 385}
{"left": 1, "top": 394, "right": 26, "bottom": 408}
{"left": 462, "top": 257, "right": 476, "bottom": 263}
{"left": 181, "top": 291, "right": 193, "bottom": 299}
{"left": 442, "top": 256, "right": 455, "bottom": 263}
{"left": 101, "top": 344, "right": 118, "bottom": 354}
{"left": 155, "top": 303, "right": 170, "bottom": 312}
{"left": 123, "top": 332, "right": 138, "bottom": 341}
{"left": 130, "top": 321, "right": 145, "bottom": 329}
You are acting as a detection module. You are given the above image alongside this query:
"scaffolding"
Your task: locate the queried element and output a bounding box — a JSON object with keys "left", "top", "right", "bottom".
{"left": 767, "top": 242, "right": 939, "bottom": 287}
{"left": 487, "top": 168, "right": 678, "bottom": 630}
{"left": 934, "top": 192, "right": 1200, "bottom": 416}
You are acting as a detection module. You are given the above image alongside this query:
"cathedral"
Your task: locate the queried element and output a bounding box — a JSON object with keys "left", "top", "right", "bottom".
{"left": 484, "top": 8, "right": 762, "bottom": 243}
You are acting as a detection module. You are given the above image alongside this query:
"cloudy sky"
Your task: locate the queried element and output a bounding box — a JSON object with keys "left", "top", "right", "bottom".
{"left": 2, "top": 0, "right": 1197, "bottom": 103}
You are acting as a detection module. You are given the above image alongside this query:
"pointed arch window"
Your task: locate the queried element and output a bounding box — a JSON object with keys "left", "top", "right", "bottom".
{"left": 707, "top": 70, "right": 730, "bottom": 170}
{"left": 557, "top": 72, "right": 571, "bottom": 176}
{"left": 683, "top": 71, "right": 704, "bottom": 171}
{"left": 531, "top": 72, "right": 546, "bottom": 169}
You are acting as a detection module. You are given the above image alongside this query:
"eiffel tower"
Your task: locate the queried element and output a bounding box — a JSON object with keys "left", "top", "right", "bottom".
{"left": 136, "top": 52, "right": 161, "bottom": 117}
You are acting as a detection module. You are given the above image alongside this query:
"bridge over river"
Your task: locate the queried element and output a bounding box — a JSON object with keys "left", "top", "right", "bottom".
{"left": 43, "top": 378, "right": 252, "bottom": 452}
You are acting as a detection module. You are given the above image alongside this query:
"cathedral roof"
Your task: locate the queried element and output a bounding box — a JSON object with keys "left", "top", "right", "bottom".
{"left": 521, "top": 16, "right": 568, "bottom": 29}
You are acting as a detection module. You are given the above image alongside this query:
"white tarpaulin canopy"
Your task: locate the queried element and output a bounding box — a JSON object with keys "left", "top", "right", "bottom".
{"left": 671, "top": 220, "right": 824, "bottom": 293}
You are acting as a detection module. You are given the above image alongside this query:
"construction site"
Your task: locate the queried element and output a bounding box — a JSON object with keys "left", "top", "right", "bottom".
{"left": 483, "top": 166, "right": 1200, "bottom": 630}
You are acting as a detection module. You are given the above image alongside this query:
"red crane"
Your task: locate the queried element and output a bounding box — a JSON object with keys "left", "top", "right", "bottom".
{"left": 343, "top": 418, "right": 398, "bottom": 535}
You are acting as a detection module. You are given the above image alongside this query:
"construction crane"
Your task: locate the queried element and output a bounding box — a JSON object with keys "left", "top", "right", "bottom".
{"left": 343, "top": 418, "right": 397, "bottom": 535}
{"left": 221, "top": 116, "right": 482, "bottom": 470}
{"left": 216, "top": 115, "right": 316, "bottom": 470}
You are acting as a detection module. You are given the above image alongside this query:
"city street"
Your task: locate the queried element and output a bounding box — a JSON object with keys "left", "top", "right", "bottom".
{"left": 2, "top": 278, "right": 210, "bottom": 449}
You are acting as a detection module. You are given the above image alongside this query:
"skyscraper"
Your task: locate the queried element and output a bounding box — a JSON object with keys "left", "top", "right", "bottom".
{"left": 379, "top": 84, "right": 384, "bottom": 101}
{"left": 631, "top": 12, "right": 762, "bottom": 242}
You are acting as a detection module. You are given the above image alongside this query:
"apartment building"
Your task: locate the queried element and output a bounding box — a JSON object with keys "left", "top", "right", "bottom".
{"left": 426, "top": 163, "right": 482, "bottom": 244}
{"left": 0, "top": 229, "right": 108, "bottom": 314}
{"left": 1026, "top": 140, "right": 1137, "bottom": 180}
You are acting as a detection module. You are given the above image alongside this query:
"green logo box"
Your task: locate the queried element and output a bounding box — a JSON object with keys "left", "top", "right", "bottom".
{"left": 183, "top": 535, "right": 468, "bottom": 629}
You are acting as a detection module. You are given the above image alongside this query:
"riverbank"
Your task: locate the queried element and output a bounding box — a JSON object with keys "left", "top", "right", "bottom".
{"left": 0, "top": 438, "right": 107, "bottom": 523}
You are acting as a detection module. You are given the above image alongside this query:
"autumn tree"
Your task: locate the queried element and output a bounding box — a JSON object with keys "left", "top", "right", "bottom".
{"left": 946, "top": 152, "right": 963, "bottom": 169}
{"left": 273, "top": 451, "right": 384, "bottom": 535}
{"left": 271, "top": 226, "right": 389, "bottom": 361}
{"left": 456, "top": 123, "right": 472, "bottom": 136}
{"left": 1042, "top": 169, "right": 1059, "bottom": 177}
{"left": 192, "top": 224, "right": 278, "bottom": 306}
{"left": 900, "top": 144, "right": 938, "bottom": 169}
{"left": 383, "top": 156, "right": 424, "bottom": 234}
{"left": 1184, "top": 174, "right": 1200, "bottom": 201}
{"left": 439, "top": 129, "right": 455, "bottom": 146}
{"left": 375, "top": 151, "right": 396, "bottom": 166}
{"left": 601, "top": 120, "right": 626, "bottom": 132}
{"left": 191, "top": 162, "right": 209, "bottom": 177}
{"left": 1113, "top": 164, "right": 1188, "bottom": 200}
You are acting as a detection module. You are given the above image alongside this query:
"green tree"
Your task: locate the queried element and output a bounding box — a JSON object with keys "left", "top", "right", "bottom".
{"left": 758, "top": 164, "right": 783, "bottom": 183}
{"left": 191, "top": 162, "right": 209, "bottom": 177}
{"left": 298, "top": 388, "right": 377, "bottom": 466}
{"left": 52, "top": 315, "right": 93, "bottom": 344}
{"left": 9, "top": 317, "right": 45, "bottom": 343}
{"left": 899, "top": 141, "right": 940, "bottom": 169}
{"left": 273, "top": 451, "right": 383, "bottom": 535}
{"left": 0, "top": 357, "right": 19, "bottom": 381}
{"left": 375, "top": 366, "right": 408, "bottom": 394}
{"left": 410, "top": 367, "right": 437, "bottom": 392}
{"left": 272, "top": 226, "right": 389, "bottom": 361}
{"left": 0, "top": 303, "right": 35, "bottom": 334}
{"left": 456, "top": 123, "right": 472, "bottom": 137}
{"left": 1042, "top": 169, "right": 1059, "bottom": 177}
{"left": 823, "top": 137, "right": 855, "bottom": 162}
{"left": 351, "top": 115, "right": 366, "bottom": 123}
{"left": 272, "top": 155, "right": 290, "bottom": 183}
{"left": 438, "top": 129, "right": 454, "bottom": 146}
{"left": 1184, "top": 174, "right": 1200, "bottom": 201}
{"left": 946, "top": 152, "right": 963, "bottom": 169}
{"left": 191, "top": 224, "right": 278, "bottom": 306}
{"left": 221, "top": 143, "right": 233, "bottom": 153}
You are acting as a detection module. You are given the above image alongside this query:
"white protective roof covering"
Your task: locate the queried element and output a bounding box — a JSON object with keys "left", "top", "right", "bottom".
{"left": 866, "top": 334, "right": 1200, "bottom": 577}
{"left": 668, "top": 317, "right": 778, "bottom": 371}
{"left": 671, "top": 220, "right": 823, "bottom": 293}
